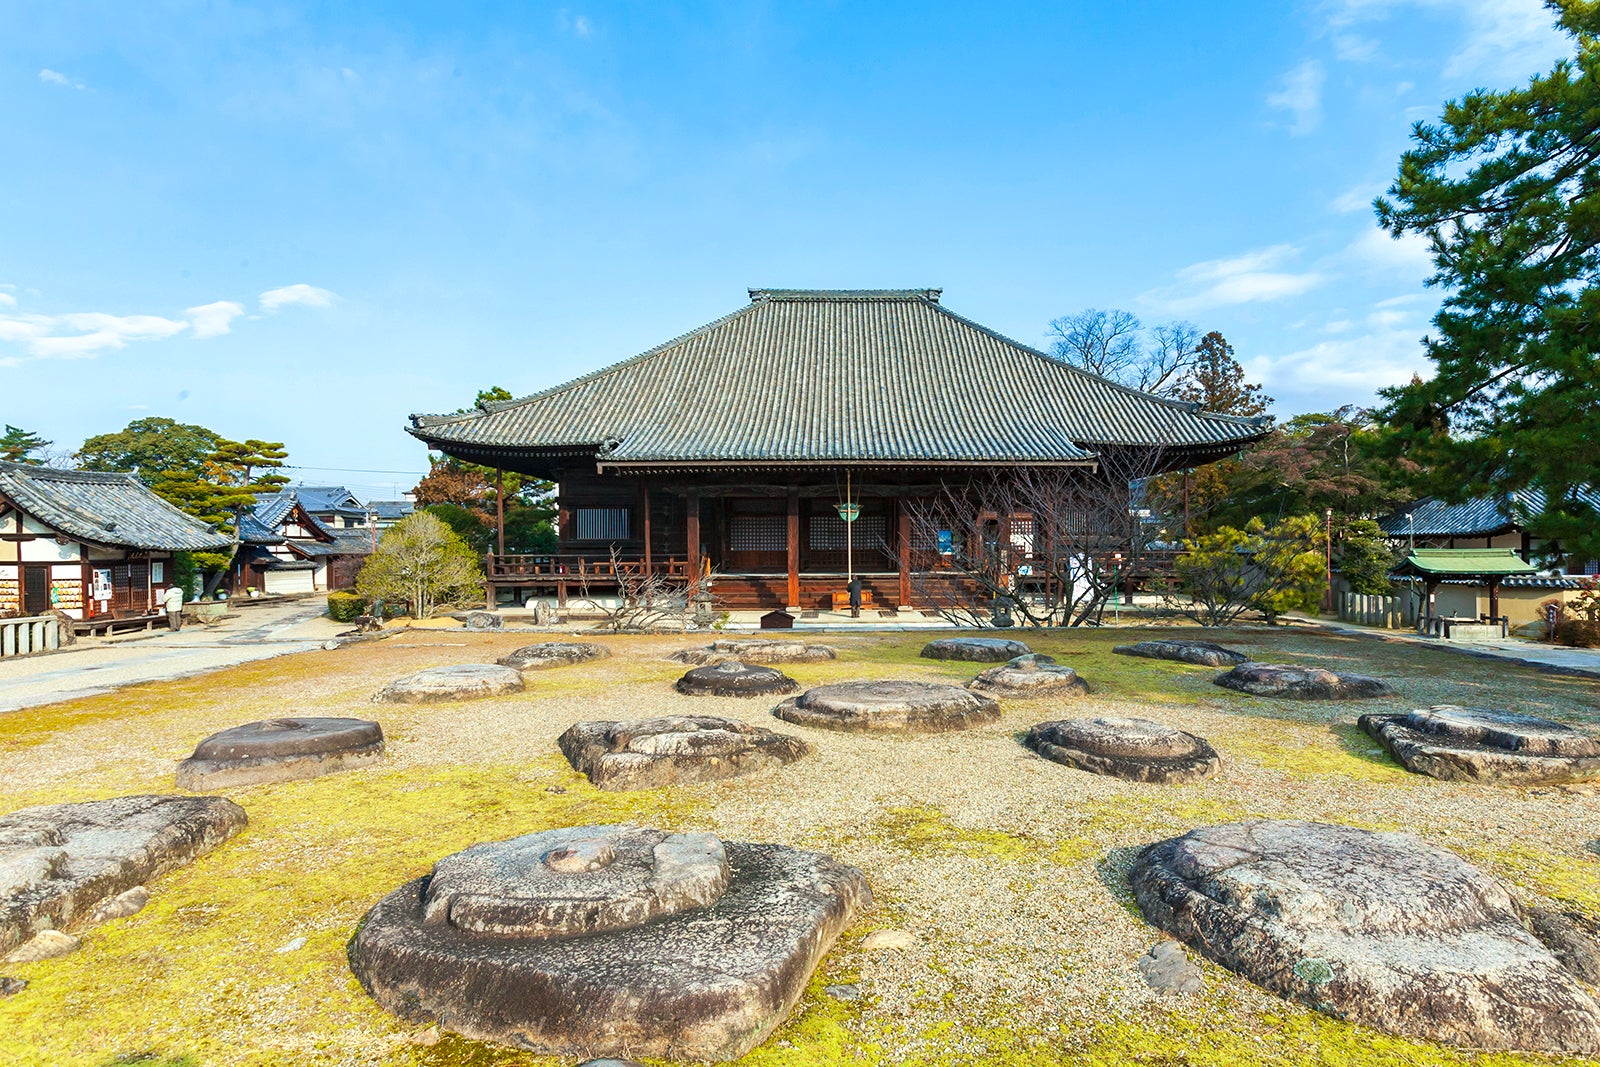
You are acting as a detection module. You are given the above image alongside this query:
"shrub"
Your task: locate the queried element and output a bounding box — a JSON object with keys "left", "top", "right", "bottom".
{"left": 356, "top": 512, "right": 484, "bottom": 617}
{"left": 1171, "top": 514, "right": 1327, "bottom": 626}
{"left": 1555, "top": 618, "right": 1600, "bottom": 648}
{"left": 1337, "top": 519, "right": 1398, "bottom": 595}
{"left": 327, "top": 590, "right": 367, "bottom": 622}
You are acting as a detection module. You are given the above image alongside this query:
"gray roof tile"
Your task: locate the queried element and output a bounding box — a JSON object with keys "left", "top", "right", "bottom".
{"left": 0, "top": 461, "right": 233, "bottom": 552}
{"left": 1379, "top": 488, "right": 1600, "bottom": 538}
{"left": 408, "top": 289, "right": 1269, "bottom": 467}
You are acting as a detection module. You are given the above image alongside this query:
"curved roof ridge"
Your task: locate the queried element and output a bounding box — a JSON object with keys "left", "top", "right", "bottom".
{"left": 920, "top": 300, "right": 1272, "bottom": 431}
{"left": 411, "top": 299, "right": 768, "bottom": 430}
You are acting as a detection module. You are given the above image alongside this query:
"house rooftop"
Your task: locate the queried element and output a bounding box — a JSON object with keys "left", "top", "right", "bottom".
{"left": 0, "top": 460, "right": 232, "bottom": 552}
{"left": 408, "top": 288, "right": 1270, "bottom": 474}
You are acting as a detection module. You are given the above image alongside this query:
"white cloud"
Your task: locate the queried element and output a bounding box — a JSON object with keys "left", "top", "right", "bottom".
{"left": 1343, "top": 226, "right": 1435, "bottom": 279}
{"left": 1142, "top": 245, "right": 1326, "bottom": 313}
{"left": 1331, "top": 181, "right": 1385, "bottom": 214}
{"left": 3, "top": 311, "right": 188, "bottom": 359}
{"left": 1267, "top": 60, "right": 1326, "bottom": 135}
{"left": 259, "top": 283, "right": 338, "bottom": 312}
{"left": 557, "top": 10, "right": 593, "bottom": 37}
{"left": 1325, "top": 0, "right": 1569, "bottom": 83}
{"left": 39, "top": 69, "right": 85, "bottom": 90}
{"left": 0, "top": 287, "right": 328, "bottom": 366}
{"left": 1250, "top": 301, "right": 1433, "bottom": 397}
{"left": 185, "top": 300, "right": 246, "bottom": 339}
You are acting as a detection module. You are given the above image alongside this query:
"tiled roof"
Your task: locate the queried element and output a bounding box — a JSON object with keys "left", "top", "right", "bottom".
{"left": 1396, "top": 548, "right": 1539, "bottom": 577}
{"left": 368, "top": 500, "right": 413, "bottom": 520}
{"left": 0, "top": 460, "right": 232, "bottom": 552}
{"left": 1379, "top": 488, "right": 1600, "bottom": 538}
{"left": 238, "top": 512, "right": 284, "bottom": 545}
{"left": 408, "top": 289, "right": 1270, "bottom": 468}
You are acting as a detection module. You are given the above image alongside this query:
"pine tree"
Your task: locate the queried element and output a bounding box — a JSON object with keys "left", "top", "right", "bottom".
{"left": 1376, "top": 0, "right": 1600, "bottom": 556}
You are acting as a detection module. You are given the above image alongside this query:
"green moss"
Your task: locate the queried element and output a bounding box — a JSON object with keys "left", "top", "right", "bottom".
{"left": 876, "top": 803, "right": 1037, "bottom": 862}
{"left": 0, "top": 760, "right": 699, "bottom": 1067}
{"left": 1223, "top": 723, "right": 1416, "bottom": 783}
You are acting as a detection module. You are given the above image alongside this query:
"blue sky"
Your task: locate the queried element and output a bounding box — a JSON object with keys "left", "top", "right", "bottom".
{"left": 0, "top": 1, "right": 1573, "bottom": 499}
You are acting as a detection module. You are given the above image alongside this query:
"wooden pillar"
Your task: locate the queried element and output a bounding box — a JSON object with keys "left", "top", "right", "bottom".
{"left": 686, "top": 490, "right": 701, "bottom": 580}
{"left": 495, "top": 468, "right": 505, "bottom": 556}
{"left": 1488, "top": 577, "right": 1501, "bottom": 622}
{"left": 786, "top": 488, "right": 800, "bottom": 610}
{"left": 641, "top": 479, "right": 653, "bottom": 577}
{"left": 897, "top": 499, "right": 912, "bottom": 609}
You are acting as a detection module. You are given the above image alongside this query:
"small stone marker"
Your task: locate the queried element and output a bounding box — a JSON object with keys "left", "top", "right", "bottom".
{"left": 4, "top": 930, "right": 79, "bottom": 963}
{"left": 1137, "top": 941, "right": 1203, "bottom": 996}
{"left": 675, "top": 661, "right": 801, "bottom": 697}
{"left": 497, "top": 642, "right": 610, "bottom": 670}
{"left": 348, "top": 822, "right": 871, "bottom": 1060}
{"left": 919, "top": 637, "right": 1032, "bottom": 662}
{"left": 1132, "top": 819, "right": 1600, "bottom": 1054}
{"left": 372, "top": 663, "right": 525, "bottom": 704}
{"left": 1213, "top": 663, "right": 1391, "bottom": 700}
{"left": 1113, "top": 640, "right": 1249, "bottom": 667}
{"left": 88, "top": 886, "right": 149, "bottom": 924}
{"left": 559, "top": 715, "right": 810, "bottom": 791}
{"left": 0, "top": 794, "right": 247, "bottom": 957}
{"left": 968, "top": 654, "right": 1089, "bottom": 697}
{"left": 671, "top": 639, "right": 837, "bottom": 665}
{"left": 1360, "top": 705, "right": 1600, "bottom": 784}
{"left": 1024, "top": 717, "right": 1220, "bottom": 784}
{"left": 774, "top": 680, "right": 1001, "bottom": 734}
{"left": 463, "top": 611, "right": 503, "bottom": 631}
{"left": 176, "top": 716, "right": 384, "bottom": 790}
{"left": 860, "top": 928, "right": 915, "bottom": 951}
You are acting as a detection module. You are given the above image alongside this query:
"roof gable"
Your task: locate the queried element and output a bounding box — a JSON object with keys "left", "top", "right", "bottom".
{"left": 408, "top": 289, "right": 1270, "bottom": 468}
{"left": 0, "top": 461, "right": 232, "bottom": 552}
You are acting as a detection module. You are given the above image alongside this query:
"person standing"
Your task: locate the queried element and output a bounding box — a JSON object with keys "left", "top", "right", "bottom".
{"left": 847, "top": 575, "right": 862, "bottom": 619}
{"left": 163, "top": 584, "right": 185, "bottom": 632}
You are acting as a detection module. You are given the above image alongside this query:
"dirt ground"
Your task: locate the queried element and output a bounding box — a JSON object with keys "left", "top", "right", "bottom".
{"left": 2, "top": 624, "right": 1598, "bottom": 1067}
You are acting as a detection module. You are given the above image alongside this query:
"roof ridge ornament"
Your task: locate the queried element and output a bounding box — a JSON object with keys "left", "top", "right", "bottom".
{"left": 748, "top": 288, "right": 941, "bottom": 303}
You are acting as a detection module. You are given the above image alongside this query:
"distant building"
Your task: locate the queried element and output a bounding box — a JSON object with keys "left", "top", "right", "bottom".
{"left": 366, "top": 499, "right": 415, "bottom": 527}
{"left": 256, "top": 485, "right": 370, "bottom": 529}
{"left": 1378, "top": 489, "right": 1599, "bottom": 625}
{"left": 233, "top": 488, "right": 375, "bottom": 595}
{"left": 408, "top": 288, "right": 1269, "bottom": 610}
{"left": 0, "top": 460, "right": 230, "bottom": 620}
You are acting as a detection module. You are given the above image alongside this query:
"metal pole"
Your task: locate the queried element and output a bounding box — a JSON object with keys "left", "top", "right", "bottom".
{"left": 1324, "top": 507, "right": 1333, "bottom": 612}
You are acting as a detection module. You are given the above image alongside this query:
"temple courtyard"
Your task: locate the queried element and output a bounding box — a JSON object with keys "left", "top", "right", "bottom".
{"left": 2, "top": 624, "right": 1599, "bottom": 1066}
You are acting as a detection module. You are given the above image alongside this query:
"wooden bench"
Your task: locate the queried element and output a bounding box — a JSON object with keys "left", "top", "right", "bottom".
{"left": 831, "top": 590, "right": 875, "bottom": 611}
{"left": 74, "top": 612, "right": 168, "bottom": 637}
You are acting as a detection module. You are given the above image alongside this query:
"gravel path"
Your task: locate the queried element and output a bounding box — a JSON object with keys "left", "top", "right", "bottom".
{"left": 2, "top": 624, "right": 1598, "bottom": 1066}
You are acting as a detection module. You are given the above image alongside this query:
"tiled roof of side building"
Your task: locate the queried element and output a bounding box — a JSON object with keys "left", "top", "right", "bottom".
{"left": 0, "top": 460, "right": 233, "bottom": 552}
{"left": 1379, "top": 488, "right": 1600, "bottom": 538}
{"left": 408, "top": 289, "right": 1270, "bottom": 467}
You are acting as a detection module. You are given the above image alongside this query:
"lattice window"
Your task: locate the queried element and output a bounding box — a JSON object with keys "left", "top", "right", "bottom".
{"left": 730, "top": 515, "right": 786, "bottom": 552}
{"left": 573, "top": 507, "right": 630, "bottom": 541}
{"left": 810, "top": 515, "right": 887, "bottom": 551}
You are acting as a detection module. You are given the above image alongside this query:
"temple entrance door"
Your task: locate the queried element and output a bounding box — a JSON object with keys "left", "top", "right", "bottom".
{"left": 22, "top": 565, "right": 50, "bottom": 615}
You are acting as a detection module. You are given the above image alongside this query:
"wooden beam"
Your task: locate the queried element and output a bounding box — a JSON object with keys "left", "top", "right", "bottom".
{"left": 641, "top": 479, "right": 653, "bottom": 577}
{"left": 897, "top": 500, "right": 912, "bottom": 609}
{"left": 786, "top": 488, "right": 800, "bottom": 610}
{"left": 686, "top": 490, "right": 701, "bottom": 580}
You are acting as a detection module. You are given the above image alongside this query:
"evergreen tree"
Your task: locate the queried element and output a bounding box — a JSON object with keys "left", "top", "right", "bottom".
{"left": 1171, "top": 332, "right": 1272, "bottom": 417}
{"left": 0, "top": 425, "right": 51, "bottom": 465}
{"left": 1375, "top": 0, "right": 1600, "bottom": 557}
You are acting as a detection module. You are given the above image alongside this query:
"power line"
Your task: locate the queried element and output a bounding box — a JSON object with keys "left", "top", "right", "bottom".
{"left": 282, "top": 464, "right": 428, "bottom": 475}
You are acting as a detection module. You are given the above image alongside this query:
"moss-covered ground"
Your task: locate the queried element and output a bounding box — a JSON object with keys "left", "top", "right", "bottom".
{"left": 1, "top": 623, "right": 1598, "bottom": 1066}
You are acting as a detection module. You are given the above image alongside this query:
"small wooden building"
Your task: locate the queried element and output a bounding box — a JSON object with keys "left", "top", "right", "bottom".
{"left": 407, "top": 289, "right": 1269, "bottom": 610}
{"left": 233, "top": 493, "right": 374, "bottom": 595}
{"left": 0, "top": 460, "right": 231, "bottom": 620}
